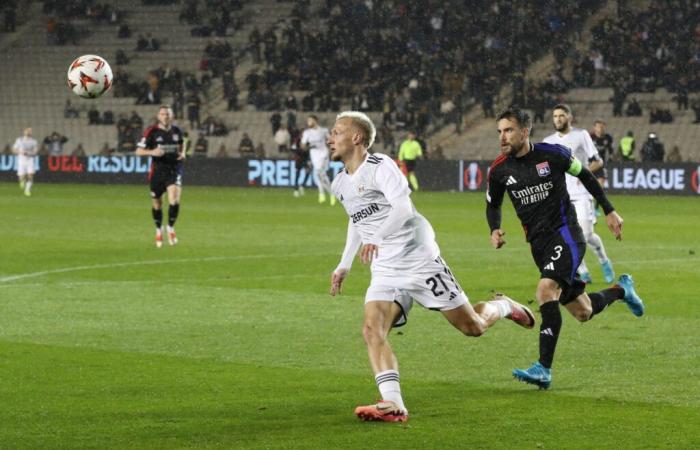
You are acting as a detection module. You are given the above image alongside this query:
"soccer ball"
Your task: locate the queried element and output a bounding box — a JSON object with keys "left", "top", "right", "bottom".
{"left": 67, "top": 54, "right": 113, "bottom": 98}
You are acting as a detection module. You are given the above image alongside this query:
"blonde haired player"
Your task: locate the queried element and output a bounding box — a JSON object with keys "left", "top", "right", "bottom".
{"left": 13, "top": 127, "right": 39, "bottom": 197}
{"left": 543, "top": 104, "right": 615, "bottom": 283}
{"left": 328, "top": 111, "right": 535, "bottom": 422}
{"left": 301, "top": 115, "right": 334, "bottom": 205}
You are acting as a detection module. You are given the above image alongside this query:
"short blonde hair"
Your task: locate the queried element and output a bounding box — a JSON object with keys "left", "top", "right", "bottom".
{"left": 336, "top": 111, "right": 376, "bottom": 150}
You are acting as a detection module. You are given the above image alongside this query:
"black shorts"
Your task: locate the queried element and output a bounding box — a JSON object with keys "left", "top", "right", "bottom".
{"left": 149, "top": 163, "right": 182, "bottom": 198}
{"left": 403, "top": 159, "right": 417, "bottom": 172}
{"left": 530, "top": 227, "right": 587, "bottom": 305}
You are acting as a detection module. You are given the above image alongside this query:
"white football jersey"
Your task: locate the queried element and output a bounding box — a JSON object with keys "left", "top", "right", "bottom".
{"left": 13, "top": 136, "right": 38, "bottom": 157}
{"left": 332, "top": 152, "right": 439, "bottom": 273}
{"left": 543, "top": 128, "right": 600, "bottom": 199}
{"left": 301, "top": 127, "right": 330, "bottom": 158}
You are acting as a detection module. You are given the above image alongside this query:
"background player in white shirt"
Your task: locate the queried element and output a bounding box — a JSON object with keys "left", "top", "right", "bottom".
{"left": 12, "top": 127, "right": 39, "bottom": 197}
{"left": 301, "top": 115, "right": 334, "bottom": 205}
{"left": 543, "top": 104, "right": 615, "bottom": 283}
{"left": 328, "top": 111, "right": 535, "bottom": 423}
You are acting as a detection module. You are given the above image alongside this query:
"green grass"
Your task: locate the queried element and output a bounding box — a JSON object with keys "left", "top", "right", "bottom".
{"left": 1, "top": 182, "right": 698, "bottom": 449}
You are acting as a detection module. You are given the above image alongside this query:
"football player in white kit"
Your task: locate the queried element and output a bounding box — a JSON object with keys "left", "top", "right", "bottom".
{"left": 543, "top": 104, "right": 615, "bottom": 283}
{"left": 12, "top": 127, "right": 39, "bottom": 197}
{"left": 301, "top": 115, "right": 335, "bottom": 205}
{"left": 328, "top": 111, "right": 535, "bottom": 423}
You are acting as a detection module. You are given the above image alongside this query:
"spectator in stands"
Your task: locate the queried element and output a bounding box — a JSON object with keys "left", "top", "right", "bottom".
{"left": 193, "top": 134, "right": 209, "bottom": 157}
{"left": 379, "top": 124, "right": 395, "bottom": 156}
{"left": 610, "top": 88, "right": 625, "bottom": 117}
{"left": 44, "top": 132, "right": 68, "bottom": 156}
{"left": 117, "top": 23, "right": 131, "bottom": 39}
{"left": 651, "top": 106, "right": 674, "bottom": 124}
{"left": 641, "top": 133, "right": 665, "bottom": 162}
{"left": 186, "top": 92, "right": 201, "bottom": 129}
{"left": 274, "top": 125, "right": 291, "bottom": 153}
{"left": 64, "top": 99, "right": 79, "bottom": 118}
{"left": 102, "top": 110, "right": 114, "bottom": 125}
{"left": 71, "top": 143, "right": 86, "bottom": 157}
{"left": 286, "top": 110, "right": 297, "bottom": 130}
{"left": 249, "top": 26, "right": 262, "bottom": 63}
{"left": 88, "top": 106, "right": 101, "bottom": 125}
{"left": 116, "top": 114, "right": 131, "bottom": 152}
{"left": 666, "top": 146, "right": 682, "bottom": 163}
{"left": 115, "top": 49, "right": 129, "bottom": 65}
{"left": 215, "top": 144, "right": 228, "bottom": 158}
{"left": 692, "top": 98, "right": 700, "bottom": 124}
{"left": 98, "top": 143, "right": 114, "bottom": 156}
{"left": 136, "top": 34, "right": 148, "bottom": 51}
{"left": 238, "top": 133, "right": 254, "bottom": 157}
{"left": 619, "top": 131, "right": 635, "bottom": 161}
{"left": 129, "top": 111, "right": 144, "bottom": 138}
{"left": 674, "top": 78, "right": 689, "bottom": 110}
{"left": 626, "top": 98, "right": 642, "bottom": 117}
{"left": 255, "top": 142, "right": 266, "bottom": 158}
{"left": 270, "top": 111, "right": 282, "bottom": 136}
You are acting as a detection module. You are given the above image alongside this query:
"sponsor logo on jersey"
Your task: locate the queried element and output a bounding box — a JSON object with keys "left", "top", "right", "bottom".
{"left": 544, "top": 262, "right": 554, "bottom": 271}
{"left": 536, "top": 162, "right": 551, "bottom": 177}
{"left": 351, "top": 203, "right": 380, "bottom": 224}
{"left": 511, "top": 181, "right": 554, "bottom": 205}
{"left": 506, "top": 175, "right": 517, "bottom": 185}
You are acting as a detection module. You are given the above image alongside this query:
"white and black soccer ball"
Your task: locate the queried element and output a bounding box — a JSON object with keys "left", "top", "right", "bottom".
{"left": 67, "top": 54, "right": 113, "bottom": 98}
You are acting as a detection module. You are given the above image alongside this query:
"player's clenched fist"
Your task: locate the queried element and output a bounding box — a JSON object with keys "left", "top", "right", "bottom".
{"left": 491, "top": 229, "right": 506, "bottom": 249}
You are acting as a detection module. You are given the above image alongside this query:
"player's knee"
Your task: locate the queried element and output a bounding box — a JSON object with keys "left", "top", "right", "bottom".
{"left": 463, "top": 323, "right": 485, "bottom": 337}
{"left": 361, "top": 323, "right": 387, "bottom": 346}
{"left": 573, "top": 306, "right": 592, "bottom": 322}
{"left": 536, "top": 281, "right": 559, "bottom": 302}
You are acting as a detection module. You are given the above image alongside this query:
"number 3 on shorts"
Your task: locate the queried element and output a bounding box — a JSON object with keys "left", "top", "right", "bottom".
{"left": 551, "top": 245, "right": 563, "bottom": 261}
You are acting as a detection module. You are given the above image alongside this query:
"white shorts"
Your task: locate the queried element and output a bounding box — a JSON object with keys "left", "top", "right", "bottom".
{"left": 366, "top": 256, "right": 469, "bottom": 327}
{"left": 17, "top": 155, "right": 36, "bottom": 176}
{"left": 310, "top": 149, "right": 329, "bottom": 171}
{"left": 572, "top": 196, "right": 595, "bottom": 237}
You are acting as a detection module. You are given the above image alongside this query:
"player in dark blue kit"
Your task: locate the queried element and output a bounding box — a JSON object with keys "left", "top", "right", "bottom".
{"left": 486, "top": 108, "right": 645, "bottom": 389}
{"left": 136, "top": 105, "right": 185, "bottom": 248}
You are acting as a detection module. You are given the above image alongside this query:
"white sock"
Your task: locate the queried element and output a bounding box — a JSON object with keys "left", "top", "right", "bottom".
{"left": 167, "top": 225, "right": 174, "bottom": 233}
{"left": 490, "top": 299, "right": 512, "bottom": 318}
{"left": 587, "top": 233, "right": 608, "bottom": 263}
{"left": 25, "top": 181, "right": 32, "bottom": 193}
{"left": 578, "top": 259, "right": 590, "bottom": 276}
{"left": 375, "top": 370, "right": 407, "bottom": 414}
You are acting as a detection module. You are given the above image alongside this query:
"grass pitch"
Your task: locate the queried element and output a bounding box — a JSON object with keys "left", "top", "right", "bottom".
{"left": 1, "top": 182, "right": 698, "bottom": 449}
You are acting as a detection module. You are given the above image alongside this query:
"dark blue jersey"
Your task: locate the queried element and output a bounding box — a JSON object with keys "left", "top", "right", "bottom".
{"left": 486, "top": 142, "right": 584, "bottom": 243}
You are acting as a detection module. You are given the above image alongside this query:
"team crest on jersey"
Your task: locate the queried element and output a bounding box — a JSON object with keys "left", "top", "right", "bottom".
{"left": 357, "top": 185, "right": 366, "bottom": 193}
{"left": 536, "top": 162, "right": 551, "bottom": 177}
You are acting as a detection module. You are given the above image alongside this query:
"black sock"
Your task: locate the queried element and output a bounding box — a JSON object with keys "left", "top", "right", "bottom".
{"left": 589, "top": 287, "right": 625, "bottom": 316}
{"left": 152, "top": 208, "right": 162, "bottom": 229}
{"left": 168, "top": 203, "right": 180, "bottom": 227}
{"left": 539, "top": 301, "right": 562, "bottom": 369}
